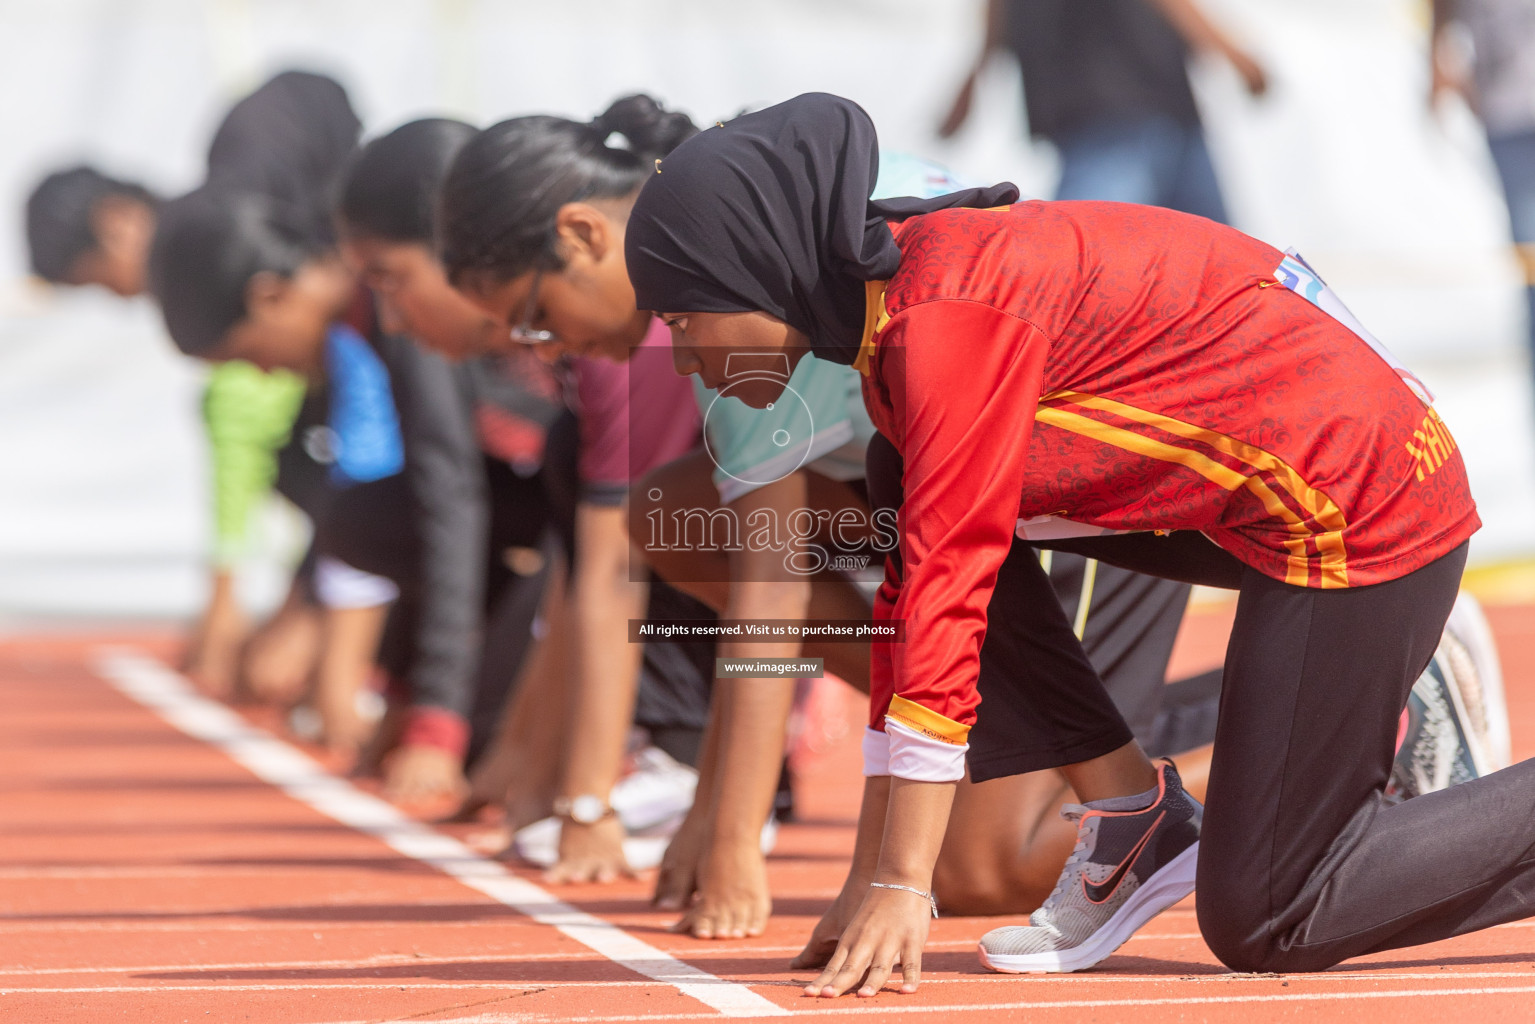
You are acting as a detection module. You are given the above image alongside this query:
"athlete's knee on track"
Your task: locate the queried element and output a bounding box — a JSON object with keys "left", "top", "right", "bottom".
{"left": 1195, "top": 891, "right": 1341, "bottom": 974}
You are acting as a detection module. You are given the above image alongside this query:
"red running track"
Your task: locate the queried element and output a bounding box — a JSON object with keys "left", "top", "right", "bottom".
{"left": 3, "top": 605, "right": 1535, "bottom": 1023}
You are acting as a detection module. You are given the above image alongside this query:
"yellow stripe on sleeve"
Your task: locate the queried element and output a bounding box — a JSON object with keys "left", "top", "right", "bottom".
{"left": 886, "top": 695, "right": 971, "bottom": 746}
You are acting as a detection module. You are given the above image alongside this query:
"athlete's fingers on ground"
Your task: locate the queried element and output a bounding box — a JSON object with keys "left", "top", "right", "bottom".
{"left": 724, "top": 904, "right": 758, "bottom": 939}
{"left": 790, "top": 915, "right": 842, "bottom": 969}
{"left": 667, "top": 907, "right": 699, "bottom": 934}
{"left": 597, "top": 858, "right": 636, "bottom": 885}
{"left": 688, "top": 906, "right": 718, "bottom": 939}
{"left": 857, "top": 955, "right": 895, "bottom": 998}
{"left": 709, "top": 905, "right": 738, "bottom": 940}
{"left": 746, "top": 902, "right": 768, "bottom": 937}
{"left": 464, "top": 826, "right": 510, "bottom": 858}
{"left": 822, "top": 943, "right": 877, "bottom": 997}
{"left": 690, "top": 900, "right": 748, "bottom": 939}
{"left": 543, "top": 860, "right": 585, "bottom": 885}
{"left": 729, "top": 904, "right": 755, "bottom": 938}
{"left": 652, "top": 862, "right": 694, "bottom": 909}
{"left": 899, "top": 943, "right": 922, "bottom": 994}
{"left": 804, "top": 943, "right": 850, "bottom": 996}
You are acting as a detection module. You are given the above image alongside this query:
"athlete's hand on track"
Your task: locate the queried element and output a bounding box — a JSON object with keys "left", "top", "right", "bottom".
{"left": 380, "top": 743, "right": 467, "bottom": 808}
{"left": 671, "top": 837, "right": 770, "bottom": 939}
{"left": 789, "top": 874, "right": 867, "bottom": 970}
{"left": 182, "top": 600, "right": 249, "bottom": 700}
{"left": 444, "top": 739, "right": 547, "bottom": 827}
{"left": 653, "top": 806, "right": 708, "bottom": 911}
{"left": 547, "top": 817, "right": 634, "bottom": 885}
{"left": 802, "top": 884, "right": 930, "bottom": 998}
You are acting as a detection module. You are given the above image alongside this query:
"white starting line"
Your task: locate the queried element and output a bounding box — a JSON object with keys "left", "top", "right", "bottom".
{"left": 91, "top": 649, "right": 788, "bottom": 1019}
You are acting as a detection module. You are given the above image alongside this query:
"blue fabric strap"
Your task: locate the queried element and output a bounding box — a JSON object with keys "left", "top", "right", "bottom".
{"left": 325, "top": 323, "right": 404, "bottom": 486}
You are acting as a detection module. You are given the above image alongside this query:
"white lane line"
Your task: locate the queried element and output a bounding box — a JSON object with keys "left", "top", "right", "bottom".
{"left": 91, "top": 649, "right": 787, "bottom": 1019}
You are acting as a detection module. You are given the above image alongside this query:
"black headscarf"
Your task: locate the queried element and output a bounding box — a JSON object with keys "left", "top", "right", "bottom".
{"left": 625, "top": 92, "right": 1018, "bottom": 364}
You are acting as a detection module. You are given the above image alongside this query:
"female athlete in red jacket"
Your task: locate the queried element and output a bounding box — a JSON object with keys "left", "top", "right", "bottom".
{"left": 624, "top": 93, "right": 1531, "bottom": 997}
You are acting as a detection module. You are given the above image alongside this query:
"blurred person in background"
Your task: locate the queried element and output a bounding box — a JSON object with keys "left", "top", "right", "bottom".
{"left": 437, "top": 96, "right": 720, "bottom": 883}
{"left": 1432, "top": 0, "right": 1535, "bottom": 399}
{"left": 939, "top": 0, "right": 1267, "bottom": 220}
{"left": 22, "top": 70, "right": 362, "bottom": 700}
{"left": 146, "top": 187, "right": 477, "bottom": 804}
{"left": 331, "top": 117, "right": 571, "bottom": 803}
{"left": 24, "top": 165, "right": 313, "bottom": 699}
{"left": 24, "top": 165, "right": 158, "bottom": 298}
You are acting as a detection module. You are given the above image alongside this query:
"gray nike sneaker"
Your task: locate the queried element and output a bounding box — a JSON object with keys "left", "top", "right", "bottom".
{"left": 978, "top": 760, "right": 1201, "bottom": 974}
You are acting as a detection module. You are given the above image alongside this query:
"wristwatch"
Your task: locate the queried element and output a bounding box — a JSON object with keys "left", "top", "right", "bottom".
{"left": 552, "top": 794, "right": 614, "bottom": 825}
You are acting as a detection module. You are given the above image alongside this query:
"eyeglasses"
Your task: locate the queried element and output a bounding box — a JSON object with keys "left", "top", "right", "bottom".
{"left": 509, "top": 268, "right": 555, "bottom": 345}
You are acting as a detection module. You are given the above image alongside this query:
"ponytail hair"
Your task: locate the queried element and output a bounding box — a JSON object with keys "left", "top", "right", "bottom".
{"left": 337, "top": 117, "right": 477, "bottom": 244}
{"left": 148, "top": 187, "right": 322, "bottom": 356}
{"left": 438, "top": 93, "right": 697, "bottom": 288}
{"left": 25, "top": 165, "right": 158, "bottom": 282}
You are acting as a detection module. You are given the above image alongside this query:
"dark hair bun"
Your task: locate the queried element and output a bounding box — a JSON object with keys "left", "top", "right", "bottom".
{"left": 594, "top": 94, "right": 697, "bottom": 160}
{"left": 441, "top": 94, "right": 698, "bottom": 287}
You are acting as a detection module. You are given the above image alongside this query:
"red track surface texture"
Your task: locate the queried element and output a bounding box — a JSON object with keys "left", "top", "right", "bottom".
{"left": 4, "top": 607, "right": 1535, "bottom": 1024}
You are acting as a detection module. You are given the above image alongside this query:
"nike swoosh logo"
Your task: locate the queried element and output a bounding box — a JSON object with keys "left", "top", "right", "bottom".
{"left": 1082, "top": 810, "right": 1166, "bottom": 905}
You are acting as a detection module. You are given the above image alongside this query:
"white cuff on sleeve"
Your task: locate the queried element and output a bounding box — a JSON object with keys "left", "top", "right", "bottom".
{"left": 885, "top": 718, "right": 968, "bottom": 782}
{"left": 862, "top": 726, "right": 891, "bottom": 777}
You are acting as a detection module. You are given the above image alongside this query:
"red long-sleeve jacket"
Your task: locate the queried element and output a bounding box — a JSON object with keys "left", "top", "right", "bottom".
{"left": 858, "top": 201, "right": 1479, "bottom": 779}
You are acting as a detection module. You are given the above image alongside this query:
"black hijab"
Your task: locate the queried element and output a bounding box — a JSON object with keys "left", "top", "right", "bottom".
{"left": 625, "top": 92, "right": 1018, "bottom": 364}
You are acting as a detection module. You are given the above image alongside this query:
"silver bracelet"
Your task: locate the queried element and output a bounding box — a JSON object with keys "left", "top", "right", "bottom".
{"left": 869, "top": 881, "right": 938, "bottom": 918}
